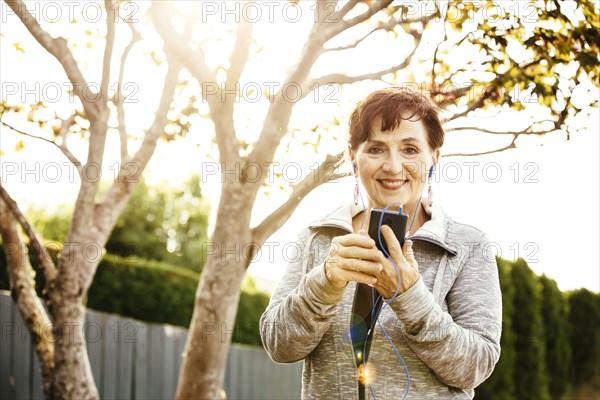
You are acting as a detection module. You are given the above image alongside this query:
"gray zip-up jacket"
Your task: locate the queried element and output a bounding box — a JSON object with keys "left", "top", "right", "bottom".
{"left": 260, "top": 201, "right": 502, "bottom": 399}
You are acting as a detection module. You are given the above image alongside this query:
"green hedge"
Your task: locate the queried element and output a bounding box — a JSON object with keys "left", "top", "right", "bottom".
{"left": 0, "top": 244, "right": 269, "bottom": 346}
{"left": 86, "top": 255, "right": 199, "bottom": 327}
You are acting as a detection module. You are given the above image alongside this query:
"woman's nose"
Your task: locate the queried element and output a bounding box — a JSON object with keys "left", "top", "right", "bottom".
{"left": 382, "top": 153, "right": 404, "bottom": 173}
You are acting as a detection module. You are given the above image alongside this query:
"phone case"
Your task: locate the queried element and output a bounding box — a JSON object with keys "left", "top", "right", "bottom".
{"left": 368, "top": 209, "right": 408, "bottom": 254}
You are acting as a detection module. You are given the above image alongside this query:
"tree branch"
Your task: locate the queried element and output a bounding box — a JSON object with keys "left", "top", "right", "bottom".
{"left": 251, "top": 152, "right": 348, "bottom": 246}
{"left": 332, "top": 0, "right": 359, "bottom": 21}
{"left": 444, "top": 121, "right": 562, "bottom": 156}
{"left": 445, "top": 94, "right": 488, "bottom": 121}
{"left": 152, "top": 2, "right": 241, "bottom": 162}
{"left": 431, "top": 5, "right": 448, "bottom": 88}
{"left": 0, "top": 197, "right": 55, "bottom": 398}
{"left": 0, "top": 119, "right": 83, "bottom": 177}
{"left": 248, "top": 1, "right": 420, "bottom": 171}
{"left": 226, "top": 4, "right": 253, "bottom": 87}
{"left": 113, "top": 18, "right": 142, "bottom": 162}
{"left": 323, "top": 0, "right": 394, "bottom": 42}
{"left": 94, "top": 59, "right": 182, "bottom": 238}
{"left": 443, "top": 136, "right": 518, "bottom": 157}
{"left": 100, "top": 0, "right": 117, "bottom": 101}
{"left": 446, "top": 126, "right": 556, "bottom": 136}
{"left": 5, "top": 0, "right": 102, "bottom": 122}
{"left": 0, "top": 184, "right": 57, "bottom": 286}
{"left": 152, "top": 2, "right": 216, "bottom": 99}
{"left": 323, "top": 23, "right": 383, "bottom": 53}
{"left": 309, "top": 30, "right": 422, "bottom": 88}
{"left": 245, "top": 37, "right": 324, "bottom": 168}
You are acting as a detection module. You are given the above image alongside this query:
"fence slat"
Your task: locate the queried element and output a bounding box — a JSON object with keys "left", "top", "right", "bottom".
{"left": 116, "top": 318, "right": 136, "bottom": 399}
{"left": 134, "top": 322, "right": 149, "bottom": 400}
{"left": 227, "top": 345, "right": 240, "bottom": 399}
{"left": 85, "top": 310, "right": 103, "bottom": 397}
{"left": 148, "top": 324, "right": 164, "bottom": 400}
{"left": 1, "top": 294, "right": 14, "bottom": 400}
{"left": 174, "top": 328, "right": 186, "bottom": 381}
{"left": 161, "top": 325, "right": 176, "bottom": 399}
{"left": 223, "top": 344, "right": 233, "bottom": 397}
{"left": 102, "top": 314, "right": 119, "bottom": 399}
{"left": 30, "top": 341, "right": 44, "bottom": 400}
{"left": 11, "top": 303, "right": 31, "bottom": 400}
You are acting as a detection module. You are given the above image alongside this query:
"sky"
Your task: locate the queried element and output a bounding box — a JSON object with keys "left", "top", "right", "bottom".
{"left": 0, "top": 1, "right": 598, "bottom": 293}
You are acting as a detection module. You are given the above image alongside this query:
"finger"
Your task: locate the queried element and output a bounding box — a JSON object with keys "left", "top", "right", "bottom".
{"left": 380, "top": 225, "right": 403, "bottom": 261}
{"left": 337, "top": 257, "right": 383, "bottom": 275}
{"left": 337, "top": 245, "right": 383, "bottom": 262}
{"left": 335, "top": 233, "right": 376, "bottom": 249}
{"left": 336, "top": 269, "right": 378, "bottom": 286}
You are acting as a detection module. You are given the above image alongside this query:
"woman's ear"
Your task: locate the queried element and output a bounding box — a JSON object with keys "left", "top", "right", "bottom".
{"left": 433, "top": 148, "right": 440, "bottom": 165}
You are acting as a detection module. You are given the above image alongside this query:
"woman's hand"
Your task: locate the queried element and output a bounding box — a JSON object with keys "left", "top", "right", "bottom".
{"left": 373, "top": 225, "right": 420, "bottom": 299}
{"left": 324, "top": 230, "right": 384, "bottom": 288}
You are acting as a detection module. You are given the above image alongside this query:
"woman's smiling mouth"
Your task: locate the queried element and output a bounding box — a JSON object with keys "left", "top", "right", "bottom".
{"left": 377, "top": 179, "right": 408, "bottom": 190}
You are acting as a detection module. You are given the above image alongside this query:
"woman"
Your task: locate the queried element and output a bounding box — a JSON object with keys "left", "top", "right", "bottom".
{"left": 259, "top": 87, "right": 502, "bottom": 399}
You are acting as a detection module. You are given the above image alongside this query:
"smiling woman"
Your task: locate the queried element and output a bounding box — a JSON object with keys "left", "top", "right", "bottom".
{"left": 348, "top": 88, "right": 443, "bottom": 228}
{"left": 260, "top": 87, "right": 503, "bottom": 400}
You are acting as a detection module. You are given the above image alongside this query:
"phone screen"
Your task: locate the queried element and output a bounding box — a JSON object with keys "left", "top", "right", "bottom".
{"left": 368, "top": 209, "right": 408, "bottom": 254}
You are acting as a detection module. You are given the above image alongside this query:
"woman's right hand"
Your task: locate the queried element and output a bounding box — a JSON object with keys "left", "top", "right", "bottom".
{"left": 324, "top": 229, "right": 384, "bottom": 288}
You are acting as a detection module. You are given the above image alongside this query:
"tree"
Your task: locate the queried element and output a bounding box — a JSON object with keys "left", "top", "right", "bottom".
{"left": 479, "top": 257, "right": 516, "bottom": 399}
{"left": 0, "top": 0, "right": 183, "bottom": 397}
{"left": 511, "top": 259, "right": 549, "bottom": 399}
{"left": 1, "top": 1, "right": 598, "bottom": 399}
{"left": 539, "top": 274, "right": 571, "bottom": 399}
{"left": 567, "top": 289, "right": 600, "bottom": 389}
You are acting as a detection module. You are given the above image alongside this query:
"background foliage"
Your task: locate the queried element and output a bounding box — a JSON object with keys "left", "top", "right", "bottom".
{"left": 27, "top": 175, "right": 210, "bottom": 272}
{"left": 475, "top": 259, "right": 600, "bottom": 400}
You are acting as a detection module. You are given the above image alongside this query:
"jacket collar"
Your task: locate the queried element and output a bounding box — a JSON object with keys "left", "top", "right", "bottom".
{"left": 308, "top": 198, "right": 457, "bottom": 256}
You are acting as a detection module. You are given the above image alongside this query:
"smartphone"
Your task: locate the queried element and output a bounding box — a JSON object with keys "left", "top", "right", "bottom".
{"left": 368, "top": 208, "right": 408, "bottom": 254}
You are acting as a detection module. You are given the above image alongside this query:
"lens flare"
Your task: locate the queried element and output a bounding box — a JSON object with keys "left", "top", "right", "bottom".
{"left": 357, "top": 363, "right": 376, "bottom": 386}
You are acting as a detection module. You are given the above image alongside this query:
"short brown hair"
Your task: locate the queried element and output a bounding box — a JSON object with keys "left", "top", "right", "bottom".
{"left": 348, "top": 87, "right": 445, "bottom": 153}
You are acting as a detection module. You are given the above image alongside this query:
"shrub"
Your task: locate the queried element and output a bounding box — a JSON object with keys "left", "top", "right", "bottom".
{"left": 0, "top": 244, "right": 269, "bottom": 346}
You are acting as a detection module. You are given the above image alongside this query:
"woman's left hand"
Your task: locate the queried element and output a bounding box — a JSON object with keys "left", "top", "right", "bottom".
{"left": 372, "top": 225, "right": 420, "bottom": 299}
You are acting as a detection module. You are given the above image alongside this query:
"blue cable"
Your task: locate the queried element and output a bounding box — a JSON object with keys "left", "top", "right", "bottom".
{"left": 354, "top": 172, "right": 425, "bottom": 399}
{"left": 362, "top": 195, "right": 424, "bottom": 400}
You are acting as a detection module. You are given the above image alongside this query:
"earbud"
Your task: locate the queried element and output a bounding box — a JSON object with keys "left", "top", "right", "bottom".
{"left": 429, "top": 164, "right": 435, "bottom": 179}
{"left": 352, "top": 162, "right": 357, "bottom": 175}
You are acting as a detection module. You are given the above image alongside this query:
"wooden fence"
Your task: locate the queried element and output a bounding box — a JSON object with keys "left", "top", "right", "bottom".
{"left": 0, "top": 292, "right": 302, "bottom": 399}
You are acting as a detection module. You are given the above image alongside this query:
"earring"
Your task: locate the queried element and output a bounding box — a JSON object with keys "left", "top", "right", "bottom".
{"left": 427, "top": 176, "right": 433, "bottom": 207}
{"left": 428, "top": 164, "right": 435, "bottom": 206}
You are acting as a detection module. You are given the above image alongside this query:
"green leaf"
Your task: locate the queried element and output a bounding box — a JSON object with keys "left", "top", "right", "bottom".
{"left": 13, "top": 42, "right": 25, "bottom": 54}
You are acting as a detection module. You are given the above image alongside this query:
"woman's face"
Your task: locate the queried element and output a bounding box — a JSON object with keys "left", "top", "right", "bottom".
{"left": 353, "top": 116, "right": 440, "bottom": 211}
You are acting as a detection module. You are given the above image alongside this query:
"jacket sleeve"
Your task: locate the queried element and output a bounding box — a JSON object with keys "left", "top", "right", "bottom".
{"left": 259, "top": 229, "right": 346, "bottom": 363}
{"left": 389, "top": 232, "right": 502, "bottom": 389}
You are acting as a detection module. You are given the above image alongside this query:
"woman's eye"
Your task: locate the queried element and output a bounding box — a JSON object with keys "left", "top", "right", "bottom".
{"left": 404, "top": 147, "right": 418, "bottom": 155}
{"left": 367, "top": 147, "right": 383, "bottom": 154}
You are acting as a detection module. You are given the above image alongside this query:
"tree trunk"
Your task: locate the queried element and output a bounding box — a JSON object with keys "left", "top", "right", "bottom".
{"left": 0, "top": 199, "right": 55, "bottom": 398}
{"left": 176, "top": 182, "right": 254, "bottom": 399}
{"left": 49, "top": 287, "right": 98, "bottom": 400}
{"left": 47, "top": 228, "right": 105, "bottom": 400}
